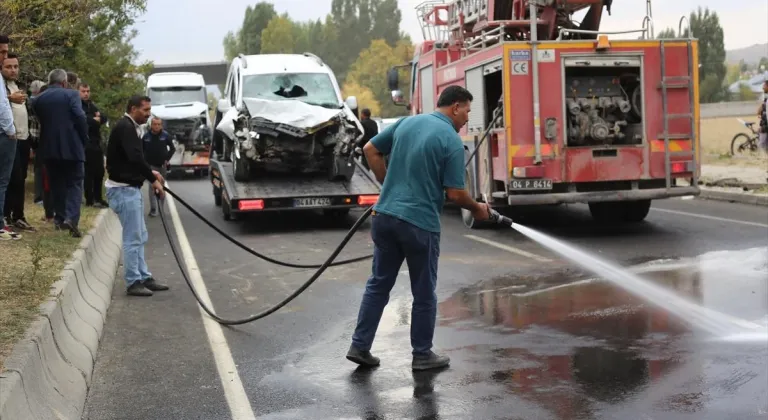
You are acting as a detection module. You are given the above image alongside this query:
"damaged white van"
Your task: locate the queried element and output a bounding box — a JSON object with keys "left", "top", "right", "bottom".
{"left": 213, "top": 53, "right": 363, "bottom": 182}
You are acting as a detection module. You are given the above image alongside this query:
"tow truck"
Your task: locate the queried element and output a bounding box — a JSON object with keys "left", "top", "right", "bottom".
{"left": 146, "top": 72, "right": 213, "bottom": 177}
{"left": 387, "top": 0, "right": 701, "bottom": 227}
{"left": 209, "top": 53, "right": 381, "bottom": 221}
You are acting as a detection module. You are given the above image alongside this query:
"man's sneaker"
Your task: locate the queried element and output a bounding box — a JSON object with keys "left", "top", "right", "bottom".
{"left": 148, "top": 210, "right": 158, "bottom": 217}
{"left": 0, "top": 227, "right": 21, "bottom": 241}
{"left": 13, "top": 218, "right": 37, "bottom": 232}
{"left": 143, "top": 277, "right": 169, "bottom": 291}
{"left": 346, "top": 345, "right": 380, "bottom": 367}
{"left": 127, "top": 282, "right": 153, "bottom": 296}
{"left": 412, "top": 351, "right": 450, "bottom": 371}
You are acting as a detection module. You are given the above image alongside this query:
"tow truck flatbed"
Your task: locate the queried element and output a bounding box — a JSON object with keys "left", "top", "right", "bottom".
{"left": 210, "top": 158, "right": 381, "bottom": 220}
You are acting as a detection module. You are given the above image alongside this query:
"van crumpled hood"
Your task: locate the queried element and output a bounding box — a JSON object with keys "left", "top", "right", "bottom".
{"left": 151, "top": 101, "right": 208, "bottom": 120}
{"left": 241, "top": 98, "right": 344, "bottom": 129}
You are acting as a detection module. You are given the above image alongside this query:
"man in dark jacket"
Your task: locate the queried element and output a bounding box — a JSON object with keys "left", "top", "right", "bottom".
{"left": 105, "top": 95, "right": 169, "bottom": 297}
{"left": 142, "top": 116, "right": 175, "bottom": 217}
{"left": 79, "top": 82, "right": 109, "bottom": 208}
{"left": 30, "top": 68, "right": 88, "bottom": 237}
{"left": 358, "top": 108, "right": 378, "bottom": 169}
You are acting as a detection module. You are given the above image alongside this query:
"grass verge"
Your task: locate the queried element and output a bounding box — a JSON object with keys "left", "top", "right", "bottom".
{"left": 0, "top": 173, "right": 101, "bottom": 370}
{"left": 701, "top": 115, "right": 767, "bottom": 168}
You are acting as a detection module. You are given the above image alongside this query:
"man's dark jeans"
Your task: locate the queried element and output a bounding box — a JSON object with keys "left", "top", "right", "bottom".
{"left": 351, "top": 212, "right": 441, "bottom": 356}
{"left": 46, "top": 159, "right": 84, "bottom": 227}
{"left": 0, "top": 133, "right": 16, "bottom": 230}
{"left": 4, "top": 140, "right": 31, "bottom": 222}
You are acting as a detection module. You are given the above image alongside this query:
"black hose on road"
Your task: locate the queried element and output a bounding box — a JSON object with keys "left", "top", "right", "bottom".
{"left": 162, "top": 187, "right": 374, "bottom": 268}
{"left": 157, "top": 189, "right": 373, "bottom": 325}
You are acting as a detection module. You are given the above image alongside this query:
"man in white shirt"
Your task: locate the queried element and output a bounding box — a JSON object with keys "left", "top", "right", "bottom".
{"left": 2, "top": 52, "right": 36, "bottom": 232}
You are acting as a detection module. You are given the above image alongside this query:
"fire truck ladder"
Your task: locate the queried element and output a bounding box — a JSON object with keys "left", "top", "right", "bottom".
{"left": 659, "top": 16, "right": 697, "bottom": 190}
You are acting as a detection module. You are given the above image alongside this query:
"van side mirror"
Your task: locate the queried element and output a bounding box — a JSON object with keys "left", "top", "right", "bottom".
{"left": 217, "top": 98, "right": 231, "bottom": 113}
{"left": 345, "top": 96, "right": 358, "bottom": 110}
{"left": 387, "top": 68, "right": 399, "bottom": 91}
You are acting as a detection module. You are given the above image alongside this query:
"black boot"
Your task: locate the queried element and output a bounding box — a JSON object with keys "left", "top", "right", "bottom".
{"left": 346, "top": 345, "right": 380, "bottom": 367}
{"left": 412, "top": 350, "right": 450, "bottom": 371}
{"left": 143, "top": 277, "right": 169, "bottom": 291}
{"left": 127, "top": 282, "right": 153, "bottom": 296}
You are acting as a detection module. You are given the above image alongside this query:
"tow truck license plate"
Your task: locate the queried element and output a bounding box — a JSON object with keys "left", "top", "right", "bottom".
{"left": 510, "top": 179, "right": 553, "bottom": 190}
{"left": 293, "top": 197, "right": 332, "bottom": 207}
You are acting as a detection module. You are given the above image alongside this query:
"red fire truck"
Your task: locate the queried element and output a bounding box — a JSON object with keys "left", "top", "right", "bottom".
{"left": 386, "top": 0, "right": 701, "bottom": 228}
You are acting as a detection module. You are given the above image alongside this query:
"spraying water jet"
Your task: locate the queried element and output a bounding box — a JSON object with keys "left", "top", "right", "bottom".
{"left": 487, "top": 209, "right": 767, "bottom": 339}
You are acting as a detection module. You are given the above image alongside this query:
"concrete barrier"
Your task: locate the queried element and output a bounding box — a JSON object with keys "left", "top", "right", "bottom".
{"left": 0, "top": 209, "right": 123, "bottom": 420}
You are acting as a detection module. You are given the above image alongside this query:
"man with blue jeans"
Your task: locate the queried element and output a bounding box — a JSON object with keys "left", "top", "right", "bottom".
{"left": 105, "top": 95, "right": 169, "bottom": 296}
{"left": 0, "top": 33, "right": 20, "bottom": 241}
{"left": 347, "top": 86, "right": 492, "bottom": 371}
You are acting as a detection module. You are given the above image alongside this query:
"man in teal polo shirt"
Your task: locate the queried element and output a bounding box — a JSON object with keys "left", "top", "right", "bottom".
{"left": 346, "top": 85, "right": 492, "bottom": 371}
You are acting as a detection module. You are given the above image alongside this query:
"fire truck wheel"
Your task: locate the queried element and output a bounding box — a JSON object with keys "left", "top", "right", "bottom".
{"left": 588, "top": 200, "right": 651, "bottom": 223}
{"left": 623, "top": 199, "right": 651, "bottom": 222}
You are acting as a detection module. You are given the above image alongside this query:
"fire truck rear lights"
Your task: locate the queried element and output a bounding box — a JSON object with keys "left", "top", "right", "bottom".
{"left": 671, "top": 161, "right": 694, "bottom": 174}
{"left": 358, "top": 195, "right": 379, "bottom": 206}
{"left": 238, "top": 199, "right": 264, "bottom": 211}
{"left": 512, "top": 166, "right": 545, "bottom": 178}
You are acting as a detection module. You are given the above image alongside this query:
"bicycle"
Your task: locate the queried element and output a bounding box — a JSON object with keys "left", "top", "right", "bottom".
{"left": 730, "top": 118, "right": 761, "bottom": 156}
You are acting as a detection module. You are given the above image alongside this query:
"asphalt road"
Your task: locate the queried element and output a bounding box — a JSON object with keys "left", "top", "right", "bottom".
{"left": 82, "top": 177, "right": 768, "bottom": 420}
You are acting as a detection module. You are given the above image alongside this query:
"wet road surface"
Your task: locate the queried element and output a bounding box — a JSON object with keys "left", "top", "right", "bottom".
{"left": 82, "top": 177, "right": 768, "bottom": 420}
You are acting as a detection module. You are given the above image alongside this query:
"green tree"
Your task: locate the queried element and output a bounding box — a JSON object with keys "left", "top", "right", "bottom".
{"left": 759, "top": 57, "right": 768, "bottom": 71}
{"left": 223, "top": 2, "right": 278, "bottom": 60}
{"left": 330, "top": 0, "right": 407, "bottom": 83}
{"left": 726, "top": 63, "right": 742, "bottom": 85}
{"left": 0, "top": 0, "right": 151, "bottom": 125}
{"left": 341, "top": 81, "right": 381, "bottom": 116}
{"left": 656, "top": 28, "right": 677, "bottom": 39}
{"left": 260, "top": 15, "right": 298, "bottom": 54}
{"left": 683, "top": 7, "right": 727, "bottom": 103}
{"left": 346, "top": 39, "right": 414, "bottom": 117}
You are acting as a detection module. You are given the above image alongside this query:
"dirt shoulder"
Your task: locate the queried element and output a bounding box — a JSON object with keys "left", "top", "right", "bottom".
{"left": 0, "top": 176, "right": 101, "bottom": 369}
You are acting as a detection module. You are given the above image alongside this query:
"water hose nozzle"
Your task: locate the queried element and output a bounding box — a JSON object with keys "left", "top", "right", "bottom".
{"left": 489, "top": 209, "right": 514, "bottom": 227}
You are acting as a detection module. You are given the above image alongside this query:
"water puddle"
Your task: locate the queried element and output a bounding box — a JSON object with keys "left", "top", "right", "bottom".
{"left": 435, "top": 246, "right": 768, "bottom": 418}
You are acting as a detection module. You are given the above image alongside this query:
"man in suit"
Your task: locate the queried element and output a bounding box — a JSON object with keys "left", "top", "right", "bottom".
{"left": 357, "top": 108, "right": 379, "bottom": 170}
{"left": 30, "top": 68, "right": 89, "bottom": 237}
{"left": 79, "top": 82, "right": 109, "bottom": 208}
{"left": 105, "top": 95, "right": 169, "bottom": 296}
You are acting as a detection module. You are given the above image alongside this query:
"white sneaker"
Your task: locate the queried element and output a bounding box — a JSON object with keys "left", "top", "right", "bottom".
{"left": 0, "top": 227, "right": 22, "bottom": 241}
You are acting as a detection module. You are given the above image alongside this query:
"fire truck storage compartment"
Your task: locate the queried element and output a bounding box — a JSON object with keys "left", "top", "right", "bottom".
{"left": 563, "top": 56, "right": 643, "bottom": 148}
{"left": 464, "top": 60, "right": 503, "bottom": 136}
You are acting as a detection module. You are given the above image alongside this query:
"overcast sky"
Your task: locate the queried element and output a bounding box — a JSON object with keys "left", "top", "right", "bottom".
{"left": 132, "top": 0, "right": 767, "bottom": 65}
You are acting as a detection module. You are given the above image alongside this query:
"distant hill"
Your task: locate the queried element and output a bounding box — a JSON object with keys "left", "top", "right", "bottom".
{"left": 726, "top": 43, "right": 768, "bottom": 66}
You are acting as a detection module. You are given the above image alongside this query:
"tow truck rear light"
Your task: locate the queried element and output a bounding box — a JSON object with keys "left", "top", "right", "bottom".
{"left": 358, "top": 195, "right": 379, "bottom": 206}
{"left": 238, "top": 199, "right": 264, "bottom": 211}
{"left": 671, "top": 161, "right": 694, "bottom": 174}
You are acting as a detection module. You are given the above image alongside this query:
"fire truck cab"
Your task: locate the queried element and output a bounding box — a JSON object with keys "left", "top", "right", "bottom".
{"left": 387, "top": 0, "right": 701, "bottom": 228}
